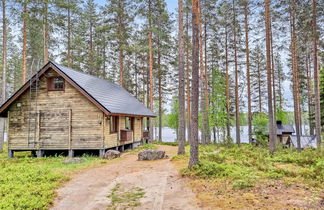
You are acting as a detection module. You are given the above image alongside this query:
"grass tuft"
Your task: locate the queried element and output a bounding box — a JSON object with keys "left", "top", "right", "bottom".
{"left": 107, "top": 184, "right": 145, "bottom": 210}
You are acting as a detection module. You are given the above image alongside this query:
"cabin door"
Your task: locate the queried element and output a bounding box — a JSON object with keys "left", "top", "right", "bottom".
{"left": 39, "top": 110, "right": 70, "bottom": 149}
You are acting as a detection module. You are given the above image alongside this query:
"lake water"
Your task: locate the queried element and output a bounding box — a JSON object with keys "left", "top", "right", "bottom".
{"left": 154, "top": 127, "right": 250, "bottom": 143}
{"left": 3, "top": 125, "right": 309, "bottom": 143}
{"left": 154, "top": 125, "right": 309, "bottom": 143}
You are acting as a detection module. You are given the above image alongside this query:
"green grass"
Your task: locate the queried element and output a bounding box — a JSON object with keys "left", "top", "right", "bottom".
{"left": 0, "top": 144, "right": 105, "bottom": 209}
{"left": 153, "top": 141, "right": 180, "bottom": 146}
{"left": 107, "top": 184, "right": 145, "bottom": 210}
{"left": 178, "top": 144, "right": 324, "bottom": 190}
{"left": 131, "top": 143, "right": 156, "bottom": 153}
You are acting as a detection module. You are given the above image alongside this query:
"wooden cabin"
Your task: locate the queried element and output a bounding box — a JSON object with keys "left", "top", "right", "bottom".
{"left": 0, "top": 62, "right": 155, "bottom": 158}
{"left": 275, "top": 121, "right": 295, "bottom": 144}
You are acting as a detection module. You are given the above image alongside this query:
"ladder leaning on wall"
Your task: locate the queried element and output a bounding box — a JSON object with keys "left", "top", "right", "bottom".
{"left": 27, "top": 59, "right": 42, "bottom": 147}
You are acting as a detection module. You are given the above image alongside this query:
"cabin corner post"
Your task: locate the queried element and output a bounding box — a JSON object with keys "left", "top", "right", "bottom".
{"left": 36, "top": 111, "right": 43, "bottom": 158}
{"left": 99, "top": 112, "right": 105, "bottom": 157}
{"left": 68, "top": 109, "right": 73, "bottom": 157}
{"left": 7, "top": 111, "right": 13, "bottom": 158}
{"left": 8, "top": 150, "right": 14, "bottom": 158}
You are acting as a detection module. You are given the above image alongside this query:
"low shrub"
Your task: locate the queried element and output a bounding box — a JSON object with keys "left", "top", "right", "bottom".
{"left": 0, "top": 144, "right": 103, "bottom": 209}
{"left": 179, "top": 143, "right": 324, "bottom": 189}
{"left": 232, "top": 179, "right": 254, "bottom": 190}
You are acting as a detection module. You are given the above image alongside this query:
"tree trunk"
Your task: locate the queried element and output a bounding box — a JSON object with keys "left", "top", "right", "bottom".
{"left": 312, "top": 0, "right": 321, "bottom": 148}
{"left": 158, "top": 54, "right": 162, "bottom": 142}
{"left": 178, "top": 0, "right": 186, "bottom": 154}
{"left": 306, "top": 53, "right": 314, "bottom": 135}
{"left": 158, "top": 30, "right": 162, "bottom": 142}
{"left": 119, "top": 49, "right": 124, "bottom": 87}
{"left": 199, "top": 2, "right": 206, "bottom": 145}
{"left": 186, "top": 6, "right": 191, "bottom": 143}
{"left": 244, "top": 1, "right": 252, "bottom": 144}
{"left": 270, "top": 19, "right": 277, "bottom": 137}
{"left": 265, "top": 0, "right": 276, "bottom": 154}
{"left": 233, "top": 0, "right": 240, "bottom": 145}
{"left": 203, "top": 10, "right": 210, "bottom": 144}
{"left": 43, "top": 0, "right": 49, "bottom": 64}
{"left": 290, "top": 0, "right": 301, "bottom": 152}
{"left": 277, "top": 53, "right": 283, "bottom": 110}
{"left": 1, "top": 0, "right": 7, "bottom": 152}
{"left": 189, "top": 0, "right": 199, "bottom": 168}
{"left": 257, "top": 54, "right": 262, "bottom": 113}
{"left": 22, "top": 2, "right": 27, "bottom": 83}
{"left": 89, "top": 14, "right": 94, "bottom": 74}
{"left": 225, "top": 26, "right": 230, "bottom": 139}
{"left": 148, "top": 0, "right": 154, "bottom": 141}
{"left": 67, "top": 0, "right": 71, "bottom": 67}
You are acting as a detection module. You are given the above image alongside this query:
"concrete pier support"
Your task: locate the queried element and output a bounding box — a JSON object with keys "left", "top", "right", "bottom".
{"left": 8, "top": 150, "right": 14, "bottom": 158}
{"left": 68, "top": 150, "right": 74, "bottom": 157}
{"left": 99, "top": 149, "right": 105, "bottom": 157}
{"left": 37, "top": 150, "right": 44, "bottom": 158}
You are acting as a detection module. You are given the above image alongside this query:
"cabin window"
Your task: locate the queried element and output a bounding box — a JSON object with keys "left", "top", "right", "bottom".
{"left": 110, "top": 116, "right": 118, "bottom": 133}
{"left": 125, "top": 117, "right": 134, "bottom": 130}
{"left": 47, "top": 77, "right": 65, "bottom": 91}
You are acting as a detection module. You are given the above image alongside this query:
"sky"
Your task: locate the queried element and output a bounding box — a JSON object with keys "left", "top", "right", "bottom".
{"left": 95, "top": 0, "right": 178, "bottom": 13}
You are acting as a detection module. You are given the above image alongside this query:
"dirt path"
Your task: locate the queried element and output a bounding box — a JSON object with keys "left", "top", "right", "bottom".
{"left": 52, "top": 146, "right": 200, "bottom": 210}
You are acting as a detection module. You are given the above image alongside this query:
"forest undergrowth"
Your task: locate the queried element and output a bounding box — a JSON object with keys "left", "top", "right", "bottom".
{"left": 171, "top": 143, "right": 324, "bottom": 209}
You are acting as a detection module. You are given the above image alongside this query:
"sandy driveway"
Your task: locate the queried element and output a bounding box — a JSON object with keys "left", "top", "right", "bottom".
{"left": 52, "top": 145, "right": 200, "bottom": 210}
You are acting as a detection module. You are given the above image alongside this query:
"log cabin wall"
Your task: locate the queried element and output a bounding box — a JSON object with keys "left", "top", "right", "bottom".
{"left": 133, "top": 118, "right": 142, "bottom": 141}
{"left": 8, "top": 68, "right": 103, "bottom": 150}
{"left": 104, "top": 116, "right": 143, "bottom": 148}
{"left": 104, "top": 117, "right": 118, "bottom": 148}
{"left": 118, "top": 116, "right": 132, "bottom": 145}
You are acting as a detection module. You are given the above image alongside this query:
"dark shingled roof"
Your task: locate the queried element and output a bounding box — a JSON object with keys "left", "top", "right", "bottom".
{"left": 52, "top": 62, "right": 155, "bottom": 117}
{"left": 0, "top": 61, "right": 155, "bottom": 117}
{"left": 276, "top": 124, "right": 295, "bottom": 135}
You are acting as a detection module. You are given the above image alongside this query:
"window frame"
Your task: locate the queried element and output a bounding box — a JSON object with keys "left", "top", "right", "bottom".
{"left": 47, "top": 76, "right": 65, "bottom": 91}
{"left": 110, "top": 116, "right": 119, "bottom": 134}
{"left": 125, "top": 117, "right": 134, "bottom": 131}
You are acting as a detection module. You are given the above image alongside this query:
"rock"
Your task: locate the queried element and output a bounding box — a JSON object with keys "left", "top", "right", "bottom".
{"left": 103, "top": 150, "right": 121, "bottom": 159}
{"left": 63, "top": 158, "right": 85, "bottom": 164}
{"left": 138, "top": 149, "right": 167, "bottom": 160}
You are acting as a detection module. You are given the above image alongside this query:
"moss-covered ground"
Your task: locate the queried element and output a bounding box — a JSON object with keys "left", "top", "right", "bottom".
{"left": 0, "top": 143, "right": 108, "bottom": 209}
{"left": 171, "top": 144, "right": 324, "bottom": 209}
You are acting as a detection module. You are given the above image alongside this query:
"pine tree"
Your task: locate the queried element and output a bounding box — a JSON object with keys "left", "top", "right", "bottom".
{"left": 251, "top": 45, "right": 267, "bottom": 113}
{"left": 265, "top": 0, "right": 276, "bottom": 154}
{"left": 83, "top": 0, "right": 99, "bottom": 75}
{"left": 43, "top": 0, "right": 49, "bottom": 64}
{"left": 189, "top": 0, "right": 199, "bottom": 168}
{"left": 154, "top": 0, "right": 174, "bottom": 142}
{"left": 103, "top": 0, "right": 134, "bottom": 87}
{"left": 2, "top": 0, "right": 7, "bottom": 101}
{"left": 0, "top": 0, "right": 7, "bottom": 153}
{"left": 22, "top": 0, "right": 28, "bottom": 83}
{"left": 312, "top": 0, "right": 321, "bottom": 148}
{"left": 290, "top": 0, "right": 301, "bottom": 152}
{"left": 185, "top": 0, "right": 191, "bottom": 143}
{"left": 178, "top": 0, "right": 186, "bottom": 154}
{"left": 232, "top": 0, "right": 240, "bottom": 145}
{"left": 243, "top": 0, "right": 252, "bottom": 143}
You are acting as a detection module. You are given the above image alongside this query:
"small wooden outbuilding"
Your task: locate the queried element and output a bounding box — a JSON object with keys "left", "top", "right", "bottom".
{"left": 0, "top": 62, "right": 155, "bottom": 158}
{"left": 275, "top": 121, "right": 295, "bottom": 144}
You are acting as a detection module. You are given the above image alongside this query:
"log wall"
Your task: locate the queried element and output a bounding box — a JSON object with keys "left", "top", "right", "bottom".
{"left": 8, "top": 68, "right": 144, "bottom": 151}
